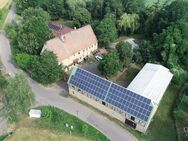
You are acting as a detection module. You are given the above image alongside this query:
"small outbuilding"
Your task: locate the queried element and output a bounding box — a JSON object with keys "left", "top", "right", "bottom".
{"left": 29, "top": 109, "right": 41, "bottom": 118}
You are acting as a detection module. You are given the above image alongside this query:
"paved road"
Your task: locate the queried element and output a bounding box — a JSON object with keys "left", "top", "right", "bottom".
{"left": 0, "top": 4, "right": 138, "bottom": 141}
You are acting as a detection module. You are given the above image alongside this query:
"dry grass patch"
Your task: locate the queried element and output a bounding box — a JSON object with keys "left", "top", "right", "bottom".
{"left": 0, "top": 0, "right": 9, "bottom": 9}
{"left": 6, "top": 127, "right": 92, "bottom": 141}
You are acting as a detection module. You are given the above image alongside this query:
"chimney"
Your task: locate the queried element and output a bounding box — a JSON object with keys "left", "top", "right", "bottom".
{"left": 61, "top": 35, "right": 65, "bottom": 42}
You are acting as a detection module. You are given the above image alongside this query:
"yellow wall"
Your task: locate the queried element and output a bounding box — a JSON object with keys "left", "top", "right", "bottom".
{"left": 63, "top": 43, "right": 98, "bottom": 71}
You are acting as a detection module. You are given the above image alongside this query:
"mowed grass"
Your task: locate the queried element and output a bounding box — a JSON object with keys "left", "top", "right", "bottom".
{"left": 0, "top": 0, "right": 12, "bottom": 29}
{"left": 6, "top": 127, "right": 91, "bottom": 141}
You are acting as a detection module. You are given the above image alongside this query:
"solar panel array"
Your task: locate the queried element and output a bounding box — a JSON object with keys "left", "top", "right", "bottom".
{"left": 106, "top": 83, "right": 152, "bottom": 121}
{"left": 69, "top": 68, "right": 111, "bottom": 100}
{"left": 68, "top": 67, "right": 153, "bottom": 122}
{"left": 48, "top": 23, "right": 62, "bottom": 31}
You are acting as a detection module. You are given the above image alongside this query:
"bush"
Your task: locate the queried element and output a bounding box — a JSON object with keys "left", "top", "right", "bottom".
{"left": 0, "top": 10, "right": 2, "bottom": 20}
{"left": 41, "top": 107, "right": 53, "bottom": 120}
{"left": 14, "top": 53, "right": 35, "bottom": 69}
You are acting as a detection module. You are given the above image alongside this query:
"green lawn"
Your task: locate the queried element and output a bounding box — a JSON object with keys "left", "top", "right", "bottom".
{"left": 0, "top": 0, "right": 12, "bottom": 29}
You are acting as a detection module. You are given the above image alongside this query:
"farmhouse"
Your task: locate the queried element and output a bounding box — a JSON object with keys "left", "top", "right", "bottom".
{"left": 41, "top": 25, "right": 98, "bottom": 71}
{"left": 67, "top": 63, "right": 173, "bottom": 133}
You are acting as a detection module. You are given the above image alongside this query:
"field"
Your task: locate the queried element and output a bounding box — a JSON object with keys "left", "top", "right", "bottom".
{"left": 6, "top": 127, "right": 91, "bottom": 141}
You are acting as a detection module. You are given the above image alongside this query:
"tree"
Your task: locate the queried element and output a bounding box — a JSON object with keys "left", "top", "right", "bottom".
{"left": 118, "top": 13, "right": 140, "bottom": 34}
{"left": 42, "top": 0, "right": 65, "bottom": 20}
{"left": 171, "top": 66, "right": 188, "bottom": 85}
{"left": 152, "top": 24, "right": 184, "bottom": 66}
{"left": 22, "top": 7, "right": 50, "bottom": 22}
{"left": 65, "top": 0, "right": 88, "bottom": 19}
{"left": 138, "top": 40, "right": 154, "bottom": 63}
{"left": 103, "top": 0, "right": 124, "bottom": 18}
{"left": 95, "top": 13, "right": 118, "bottom": 46}
{"left": 86, "top": 0, "right": 104, "bottom": 19}
{"left": 116, "top": 41, "right": 133, "bottom": 68}
{"left": 3, "top": 73, "right": 35, "bottom": 122}
{"left": 14, "top": 53, "right": 35, "bottom": 69}
{"left": 15, "top": 0, "right": 41, "bottom": 14}
{"left": 121, "top": 0, "right": 145, "bottom": 14}
{"left": 72, "top": 8, "right": 91, "bottom": 27}
{"left": 17, "top": 17, "right": 52, "bottom": 55}
{"left": 30, "top": 51, "right": 64, "bottom": 84}
{"left": 98, "top": 50, "right": 121, "bottom": 77}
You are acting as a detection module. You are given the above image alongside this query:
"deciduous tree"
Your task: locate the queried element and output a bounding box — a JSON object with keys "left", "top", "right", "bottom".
{"left": 118, "top": 13, "right": 139, "bottom": 34}
{"left": 98, "top": 50, "right": 121, "bottom": 77}
{"left": 30, "top": 51, "right": 64, "bottom": 84}
{"left": 17, "top": 17, "right": 52, "bottom": 55}
{"left": 73, "top": 8, "right": 91, "bottom": 27}
{"left": 3, "top": 73, "right": 35, "bottom": 122}
{"left": 95, "top": 13, "right": 117, "bottom": 46}
{"left": 116, "top": 41, "right": 133, "bottom": 68}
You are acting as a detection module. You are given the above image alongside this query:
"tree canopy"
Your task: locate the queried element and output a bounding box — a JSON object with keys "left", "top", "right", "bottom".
{"left": 30, "top": 51, "right": 65, "bottom": 84}
{"left": 22, "top": 7, "right": 50, "bottom": 22}
{"left": 72, "top": 7, "right": 91, "bottom": 27}
{"left": 16, "top": 16, "right": 52, "bottom": 55}
{"left": 95, "top": 13, "right": 117, "bottom": 46}
{"left": 116, "top": 41, "right": 133, "bottom": 68}
{"left": 98, "top": 50, "right": 121, "bottom": 77}
{"left": 3, "top": 73, "right": 35, "bottom": 122}
{"left": 118, "top": 13, "right": 140, "bottom": 34}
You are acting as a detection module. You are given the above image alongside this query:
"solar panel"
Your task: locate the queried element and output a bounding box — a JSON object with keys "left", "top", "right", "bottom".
{"left": 69, "top": 67, "right": 153, "bottom": 122}
{"left": 69, "top": 68, "right": 111, "bottom": 100}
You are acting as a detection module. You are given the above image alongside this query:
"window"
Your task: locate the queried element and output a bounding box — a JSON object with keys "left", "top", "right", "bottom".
{"left": 131, "top": 116, "right": 135, "bottom": 121}
{"left": 102, "top": 101, "right": 106, "bottom": 105}
{"left": 72, "top": 91, "right": 75, "bottom": 94}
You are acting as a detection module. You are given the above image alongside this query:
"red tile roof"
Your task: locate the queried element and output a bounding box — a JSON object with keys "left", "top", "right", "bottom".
{"left": 49, "top": 22, "right": 74, "bottom": 36}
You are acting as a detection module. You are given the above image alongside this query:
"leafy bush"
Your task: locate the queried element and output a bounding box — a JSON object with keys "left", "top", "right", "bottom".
{"left": 14, "top": 53, "right": 35, "bottom": 69}
{"left": 0, "top": 10, "right": 2, "bottom": 20}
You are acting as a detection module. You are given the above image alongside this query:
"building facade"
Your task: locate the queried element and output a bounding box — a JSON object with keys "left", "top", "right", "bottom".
{"left": 41, "top": 25, "right": 98, "bottom": 71}
{"left": 67, "top": 64, "right": 173, "bottom": 133}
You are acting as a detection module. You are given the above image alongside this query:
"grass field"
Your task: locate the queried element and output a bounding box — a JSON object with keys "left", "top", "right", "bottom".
{"left": 6, "top": 127, "right": 91, "bottom": 141}
{"left": 0, "top": 0, "right": 12, "bottom": 29}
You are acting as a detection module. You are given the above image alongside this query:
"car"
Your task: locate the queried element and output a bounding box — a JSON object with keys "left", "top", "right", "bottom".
{"left": 95, "top": 55, "right": 103, "bottom": 61}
